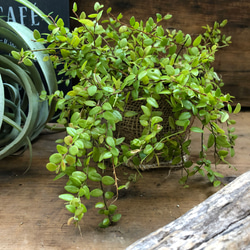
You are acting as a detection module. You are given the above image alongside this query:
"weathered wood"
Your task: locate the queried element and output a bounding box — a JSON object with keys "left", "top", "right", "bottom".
{"left": 0, "top": 113, "right": 249, "bottom": 249}
{"left": 70, "top": 0, "right": 250, "bottom": 106}
{"left": 127, "top": 171, "right": 250, "bottom": 250}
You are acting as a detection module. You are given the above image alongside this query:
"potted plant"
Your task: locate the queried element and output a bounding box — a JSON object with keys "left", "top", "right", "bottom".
{"left": 13, "top": 1, "right": 240, "bottom": 228}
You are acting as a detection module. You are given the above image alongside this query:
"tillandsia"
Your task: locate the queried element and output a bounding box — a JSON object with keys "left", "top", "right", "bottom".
{"left": 0, "top": 16, "right": 57, "bottom": 171}
{"left": 12, "top": 0, "right": 240, "bottom": 228}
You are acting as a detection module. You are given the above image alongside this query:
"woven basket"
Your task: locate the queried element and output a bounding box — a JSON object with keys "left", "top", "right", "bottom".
{"left": 115, "top": 97, "right": 192, "bottom": 170}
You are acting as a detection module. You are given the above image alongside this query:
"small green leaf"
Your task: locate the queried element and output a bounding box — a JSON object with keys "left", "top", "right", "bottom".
{"left": 233, "top": 103, "right": 241, "bottom": 114}
{"left": 168, "top": 116, "right": 175, "bottom": 130}
{"left": 69, "top": 145, "right": 79, "bottom": 156}
{"left": 46, "top": 162, "right": 58, "bottom": 171}
{"left": 218, "top": 150, "right": 228, "bottom": 157}
{"left": 119, "top": 38, "right": 127, "bottom": 47}
{"left": 88, "top": 85, "right": 97, "bottom": 96}
{"left": 184, "top": 34, "right": 192, "bottom": 47}
{"left": 33, "top": 29, "right": 41, "bottom": 39}
{"left": 90, "top": 188, "right": 103, "bottom": 197}
{"left": 124, "top": 111, "right": 138, "bottom": 117}
{"left": 82, "top": 185, "right": 90, "bottom": 199}
{"left": 220, "top": 19, "right": 228, "bottom": 27}
{"left": 95, "top": 202, "right": 105, "bottom": 208}
{"left": 151, "top": 116, "right": 163, "bottom": 126}
{"left": 141, "top": 105, "right": 151, "bottom": 116}
{"left": 89, "top": 106, "right": 102, "bottom": 116}
{"left": 112, "top": 213, "right": 122, "bottom": 222}
{"left": 179, "top": 112, "right": 192, "bottom": 120}
{"left": 88, "top": 172, "right": 102, "bottom": 182}
{"left": 79, "top": 18, "right": 94, "bottom": 27}
{"left": 165, "top": 65, "right": 175, "bottom": 75}
{"left": 213, "top": 180, "right": 221, "bottom": 187}
{"left": 105, "top": 191, "right": 114, "bottom": 199}
{"left": 60, "top": 49, "right": 70, "bottom": 58}
{"left": 176, "top": 119, "right": 189, "bottom": 128}
{"left": 207, "top": 134, "right": 215, "bottom": 148}
{"left": 103, "top": 111, "right": 116, "bottom": 121}
{"left": 72, "top": 171, "right": 87, "bottom": 182}
{"left": 23, "top": 58, "right": 33, "bottom": 66}
{"left": 193, "top": 35, "right": 202, "bottom": 47}
{"left": 130, "top": 16, "right": 135, "bottom": 26}
{"left": 66, "top": 127, "right": 77, "bottom": 137}
{"left": 49, "top": 153, "right": 62, "bottom": 164}
{"left": 143, "top": 144, "right": 154, "bottom": 155}
{"left": 163, "top": 14, "right": 172, "bottom": 20}
{"left": 107, "top": 7, "right": 112, "bottom": 14}
{"left": 102, "top": 176, "right": 115, "bottom": 185}
{"left": 220, "top": 111, "right": 229, "bottom": 123}
{"left": 59, "top": 194, "right": 75, "bottom": 201}
{"left": 66, "top": 204, "right": 76, "bottom": 213}
{"left": 100, "top": 151, "right": 113, "bottom": 160}
{"left": 69, "top": 176, "right": 82, "bottom": 187}
{"left": 182, "top": 100, "right": 193, "bottom": 110}
{"left": 102, "top": 102, "right": 112, "bottom": 111}
{"left": 108, "top": 204, "right": 117, "bottom": 213}
{"left": 216, "top": 135, "right": 231, "bottom": 148}
{"left": 214, "top": 172, "right": 224, "bottom": 178}
{"left": 95, "top": 35, "right": 102, "bottom": 47}
{"left": 65, "top": 155, "right": 76, "bottom": 165}
{"left": 175, "top": 31, "right": 183, "bottom": 43}
{"left": 102, "top": 218, "right": 110, "bottom": 226}
{"left": 73, "top": 2, "right": 77, "bottom": 12}
{"left": 190, "top": 127, "right": 204, "bottom": 133}
{"left": 84, "top": 100, "right": 96, "bottom": 106}
{"left": 147, "top": 97, "right": 159, "bottom": 108}
{"left": 154, "top": 142, "right": 164, "bottom": 151}
{"left": 106, "top": 136, "right": 115, "bottom": 148}
{"left": 64, "top": 185, "right": 79, "bottom": 194}
{"left": 75, "top": 140, "right": 84, "bottom": 149}
{"left": 97, "top": 162, "right": 106, "bottom": 170}
{"left": 11, "top": 51, "right": 21, "bottom": 60}
{"left": 138, "top": 70, "right": 147, "bottom": 81}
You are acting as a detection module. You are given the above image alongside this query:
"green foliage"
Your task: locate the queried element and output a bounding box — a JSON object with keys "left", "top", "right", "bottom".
{"left": 13, "top": 1, "right": 240, "bottom": 228}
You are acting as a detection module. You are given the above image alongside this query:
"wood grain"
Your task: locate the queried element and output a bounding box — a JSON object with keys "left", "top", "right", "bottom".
{"left": 127, "top": 171, "right": 250, "bottom": 249}
{"left": 0, "top": 112, "right": 249, "bottom": 249}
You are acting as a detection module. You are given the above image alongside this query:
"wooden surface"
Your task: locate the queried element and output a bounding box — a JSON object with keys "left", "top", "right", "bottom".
{"left": 0, "top": 112, "right": 249, "bottom": 249}
{"left": 69, "top": 0, "right": 250, "bottom": 106}
{"left": 127, "top": 171, "right": 250, "bottom": 249}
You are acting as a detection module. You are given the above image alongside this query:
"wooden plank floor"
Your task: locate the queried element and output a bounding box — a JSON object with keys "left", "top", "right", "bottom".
{"left": 0, "top": 112, "right": 249, "bottom": 250}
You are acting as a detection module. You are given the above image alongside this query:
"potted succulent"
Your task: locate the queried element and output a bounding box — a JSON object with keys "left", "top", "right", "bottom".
{"left": 13, "top": 1, "right": 240, "bottom": 228}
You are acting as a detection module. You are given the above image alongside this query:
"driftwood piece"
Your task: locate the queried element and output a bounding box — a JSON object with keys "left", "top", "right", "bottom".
{"left": 127, "top": 171, "right": 250, "bottom": 250}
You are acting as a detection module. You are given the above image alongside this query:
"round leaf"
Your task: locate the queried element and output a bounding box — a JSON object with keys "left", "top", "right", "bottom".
{"left": 112, "top": 213, "right": 122, "bottom": 222}
{"left": 72, "top": 171, "right": 87, "bottom": 182}
{"left": 90, "top": 188, "right": 103, "bottom": 197}
{"left": 57, "top": 145, "right": 68, "bottom": 154}
{"left": 105, "top": 191, "right": 114, "bottom": 199}
{"left": 87, "top": 85, "right": 97, "bottom": 96}
{"left": 66, "top": 204, "right": 76, "bottom": 213}
{"left": 49, "top": 153, "right": 62, "bottom": 164}
{"left": 59, "top": 194, "right": 75, "bottom": 201}
{"left": 64, "top": 185, "right": 79, "bottom": 194}
{"left": 88, "top": 172, "right": 102, "bottom": 182}
{"left": 46, "top": 162, "right": 58, "bottom": 171}
{"left": 102, "top": 176, "right": 115, "bottom": 186}
{"left": 69, "top": 145, "right": 79, "bottom": 156}
{"left": 95, "top": 202, "right": 105, "bottom": 208}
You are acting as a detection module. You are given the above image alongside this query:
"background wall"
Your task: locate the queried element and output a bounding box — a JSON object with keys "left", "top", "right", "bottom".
{"left": 69, "top": 0, "right": 250, "bottom": 107}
